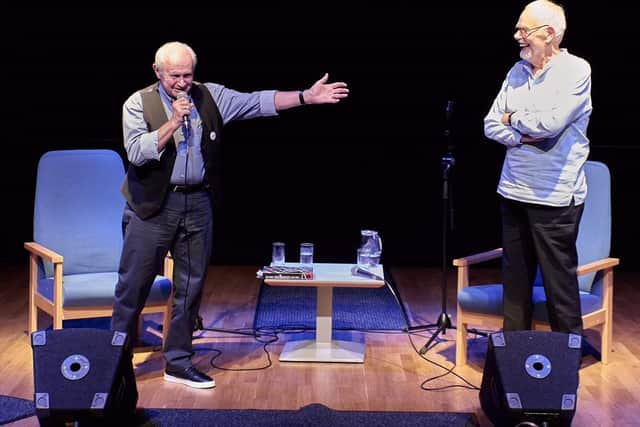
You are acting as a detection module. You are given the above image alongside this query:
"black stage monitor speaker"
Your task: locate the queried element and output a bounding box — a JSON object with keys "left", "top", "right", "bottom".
{"left": 480, "top": 330, "right": 581, "bottom": 427}
{"left": 31, "top": 328, "right": 138, "bottom": 426}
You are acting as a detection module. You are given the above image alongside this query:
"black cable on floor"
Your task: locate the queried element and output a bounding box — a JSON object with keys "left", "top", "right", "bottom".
{"left": 382, "top": 268, "right": 480, "bottom": 391}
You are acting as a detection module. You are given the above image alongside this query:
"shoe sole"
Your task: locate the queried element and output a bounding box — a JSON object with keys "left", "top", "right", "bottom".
{"left": 164, "top": 372, "right": 216, "bottom": 389}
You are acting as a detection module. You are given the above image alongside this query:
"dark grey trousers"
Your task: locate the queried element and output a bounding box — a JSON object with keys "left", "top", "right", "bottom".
{"left": 111, "top": 190, "right": 213, "bottom": 368}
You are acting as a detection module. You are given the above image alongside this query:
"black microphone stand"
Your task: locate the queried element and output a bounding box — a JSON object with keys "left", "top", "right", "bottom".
{"left": 419, "top": 101, "right": 457, "bottom": 355}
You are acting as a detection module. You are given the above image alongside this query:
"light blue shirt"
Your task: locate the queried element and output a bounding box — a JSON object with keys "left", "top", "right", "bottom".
{"left": 122, "top": 82, "right": 278, "bottom": 185}
{"left": 484, "top": 49, "right": 592, "bottom": 207}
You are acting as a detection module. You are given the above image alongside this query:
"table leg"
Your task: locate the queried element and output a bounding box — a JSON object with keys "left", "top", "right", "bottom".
{"left": 316, "top": 286, "right": 332, "bottom": 343}
{"left": 279, "top": 286, "right": 366, "bottom": 363}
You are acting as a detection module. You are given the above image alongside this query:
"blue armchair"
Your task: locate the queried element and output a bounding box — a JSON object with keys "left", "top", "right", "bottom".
{"left": 454, "top": 160, "right": 619, "bottom": 366}
{"left": 25, "top": 149, "right": 173, "bottom": 344}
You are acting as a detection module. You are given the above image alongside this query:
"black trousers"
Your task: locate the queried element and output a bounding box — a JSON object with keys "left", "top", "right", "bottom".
{"left": 501, "top": 196, "right": 584, "bottom": 335}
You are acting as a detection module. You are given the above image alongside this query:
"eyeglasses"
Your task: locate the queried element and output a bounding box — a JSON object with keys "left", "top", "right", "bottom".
{"left": 161, "top": 72, "right": 193, "bottom": 83}
{"left": 516, "top": 24, "right": 550, "bottom": 39}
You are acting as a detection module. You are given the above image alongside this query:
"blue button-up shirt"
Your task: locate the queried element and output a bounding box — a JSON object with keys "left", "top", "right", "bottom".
{"left": 484, "top": 49, "right": 592, "bottom": 207}
{"left": 122, "top": 83, "right": 278, "bottom": 185}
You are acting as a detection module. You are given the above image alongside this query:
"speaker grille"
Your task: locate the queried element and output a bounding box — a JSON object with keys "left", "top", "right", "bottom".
{"left": 31, "top": 328, "right": 137, "bottom": 424}
{"left": 480, "top": 330, "right": 580, "bottom": 427}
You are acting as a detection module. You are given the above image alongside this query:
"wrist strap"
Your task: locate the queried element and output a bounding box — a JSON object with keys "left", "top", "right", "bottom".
{"left": 298, "top": 91, "right": 306, "bottom": 105}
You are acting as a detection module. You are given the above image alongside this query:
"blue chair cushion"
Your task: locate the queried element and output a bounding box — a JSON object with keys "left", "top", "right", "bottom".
{"left": 532, "top": 291, "right": 601, "bottom": 322}
{"left": 458, "top": 284, "right": 602, "bottom": 321}
{"left": 457, "top": 284, "right": 504, "bottom": 316}
{"left": 38, "top": 273, "right": 171, "bottom": 308}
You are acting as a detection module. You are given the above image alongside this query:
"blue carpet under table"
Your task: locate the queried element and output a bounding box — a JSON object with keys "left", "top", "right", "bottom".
{"left": 253, "top": 283, "right": 407, "bottom": 331}
{"left": 0, "top": 396, "right": 478, "bottom": 427}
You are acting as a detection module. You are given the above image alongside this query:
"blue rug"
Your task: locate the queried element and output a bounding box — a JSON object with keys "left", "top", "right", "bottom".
{"left": 254, "top": 283, "right": 407, "bottom": 331}
{"left": 136, "top": 403, "right": 479, "bottom": 426}
{"left": 0, "top": 397, "right": 478, "bottom": 427}
{"left": 0, "top": 395, "right": 35, "bottom": 424}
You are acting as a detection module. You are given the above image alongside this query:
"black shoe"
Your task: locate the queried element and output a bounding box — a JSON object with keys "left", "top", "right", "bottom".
{"left": 164, "top": 366, "right": 216, "bottom": 389}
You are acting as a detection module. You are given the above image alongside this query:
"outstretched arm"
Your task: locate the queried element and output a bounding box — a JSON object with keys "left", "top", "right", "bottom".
{"left": 274, "top": 73, "right": 349, "bottom": 111}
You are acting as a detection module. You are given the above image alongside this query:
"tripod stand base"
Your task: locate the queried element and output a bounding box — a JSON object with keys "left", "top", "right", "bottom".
{"left": 418, "top": 313, "right": 454, "bottom": 355}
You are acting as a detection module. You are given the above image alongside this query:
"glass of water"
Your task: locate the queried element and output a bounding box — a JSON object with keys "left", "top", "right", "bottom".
{"left": 272, "top": 242, "right": 286, "bottom": 266}
{"left": 299, "top": 242, "right": 314, "bottom": 266}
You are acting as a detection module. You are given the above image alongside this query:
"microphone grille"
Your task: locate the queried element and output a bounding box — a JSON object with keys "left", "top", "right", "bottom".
{"left": 176, "top": 90, "right": 189, "bottom": 100}
{"left": 446, "top": 100, "right": 455, "bottom": 113}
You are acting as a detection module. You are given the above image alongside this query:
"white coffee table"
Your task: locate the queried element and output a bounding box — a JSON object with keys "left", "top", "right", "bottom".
{"left": 263, "top": 262, "right": 384, "bottom": 363}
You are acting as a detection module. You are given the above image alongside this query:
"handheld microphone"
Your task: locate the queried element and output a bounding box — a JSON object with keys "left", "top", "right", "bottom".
{"left": 351, "top": 265, "right": 384, "bottom": 281}
{"left": 446, "top": 100, "right": 455, "bottom": 121}
{"left": 175, "top": 90, "right": 191, "bottom": 129}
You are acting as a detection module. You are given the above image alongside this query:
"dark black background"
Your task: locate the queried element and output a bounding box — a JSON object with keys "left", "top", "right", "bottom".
{"left": 4, "top": 4, "right": 637, "bottom": 270}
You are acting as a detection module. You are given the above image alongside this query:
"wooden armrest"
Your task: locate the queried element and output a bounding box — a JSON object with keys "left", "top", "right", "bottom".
{"left": 454, "top": 248, "right": 503, "bottom": 290}
{"left": 577, "top": 257, "right": 620, "bottom": 275}
{"left": 163, "top": 251, "right": 174, "bottom": 281}
{"left": 453, "top": 248, "right": 502, "bottom": 267}
{"left": 24, "top": 242, "right": 63, "bottom": 263}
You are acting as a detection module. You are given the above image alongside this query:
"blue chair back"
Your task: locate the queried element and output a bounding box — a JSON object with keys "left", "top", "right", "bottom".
{"left": 33, "top": 150, "right": 124, "bottom": 276}
{"left": 576, "top": 160, "right": 611, "bottom": 293}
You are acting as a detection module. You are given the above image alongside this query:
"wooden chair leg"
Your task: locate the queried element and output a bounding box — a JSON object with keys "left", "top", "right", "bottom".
{"left": 28, "top": 296, "right": 37, "bottom": 334}
{"left": 28, "top": 255, "right": 38, "bottom": 334}
{"left": 28, "top": 305, "right": 37, "bottom": 334}
{"left": 162, "top": 304, "right": 172, "bottom": 346}
{"left": 456, "top": 320, "right": 468, "bottom": 367}
{"left": 602, "top": 318, "right": 612, "bottom": 365}
{"left": 53, "top": 313, "right": 63, "bottom": 330}
{"left": 601, "top": 267, "right": 614, "bottom": 365}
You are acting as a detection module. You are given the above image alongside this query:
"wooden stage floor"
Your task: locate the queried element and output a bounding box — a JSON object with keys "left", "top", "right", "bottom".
{"left": 1, "top": 263, "right": 638, "bottom": 426}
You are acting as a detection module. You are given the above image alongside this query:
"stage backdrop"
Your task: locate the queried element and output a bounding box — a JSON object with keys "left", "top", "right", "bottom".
{"left": 5, "top": 4, "right": 637, "bottom": 269}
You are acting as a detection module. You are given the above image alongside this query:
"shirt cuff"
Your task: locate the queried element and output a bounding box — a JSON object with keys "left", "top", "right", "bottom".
{"left": 503, "top": 128, "right": 522, "bottom": 147}
{"left": 260, "top": 90, "right": 278, "bottom": 116}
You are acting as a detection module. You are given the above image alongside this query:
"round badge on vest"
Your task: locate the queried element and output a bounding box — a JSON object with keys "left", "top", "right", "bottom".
{"left": 209, "top": 131, "right": 217, "bottom": 141}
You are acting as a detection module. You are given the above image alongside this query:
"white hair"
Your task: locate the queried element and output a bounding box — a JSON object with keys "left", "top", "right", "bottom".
{"left": 154, "top": 41, "right": 198, "bottom": 71}
{"left": 525, "top": 0, "right": 567, "bottom": 43}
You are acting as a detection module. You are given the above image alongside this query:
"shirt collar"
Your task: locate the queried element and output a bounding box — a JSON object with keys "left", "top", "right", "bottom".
{"left": 157, "top": 83, "right": 174, "bottom": 107}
